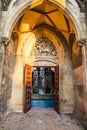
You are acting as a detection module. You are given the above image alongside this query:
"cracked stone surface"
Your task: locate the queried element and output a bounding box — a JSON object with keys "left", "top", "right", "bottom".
{"left": 0, "top": 109, "right": 85, "bottom": 130}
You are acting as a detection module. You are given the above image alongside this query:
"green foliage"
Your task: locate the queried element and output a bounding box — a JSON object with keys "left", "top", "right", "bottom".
{"left": 32, "top": 87, "right": 39, "bottom": 94}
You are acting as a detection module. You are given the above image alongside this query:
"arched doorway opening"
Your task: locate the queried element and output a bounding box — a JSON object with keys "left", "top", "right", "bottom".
{"left": 23, "top": 34, "right": 60, "bottom": 113}
{"left": 1, "top": 0, "right": 86, "bottom": 116}
{"left": 32, "top": 67, "right": 55, "bottom": 108}
{"left": 14, "top": 1, "right": 76, "bottom": 112}
{"left": 24, "top": 65, "right": 59, "bottom": 113}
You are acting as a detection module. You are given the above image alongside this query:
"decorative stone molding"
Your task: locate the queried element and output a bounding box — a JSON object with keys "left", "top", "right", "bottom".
{"left": 1, "top": 0, "right": 11, "bottom": 11}
{"left": 0, "top": 37, "right": 10, "bottom": 45}
{"left": 77, "top": 39, "right": 86, "bottom": 47}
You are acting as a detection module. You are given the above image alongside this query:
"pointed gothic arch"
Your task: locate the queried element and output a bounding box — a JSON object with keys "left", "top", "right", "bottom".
{"left": 2, "top": 0, "right": 84, "bottom": 41}
{"left": 0, "top": 0, "right": 86, "bottom": 116}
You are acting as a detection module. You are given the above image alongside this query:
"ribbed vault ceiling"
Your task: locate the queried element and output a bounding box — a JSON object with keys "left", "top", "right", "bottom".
{"left": 17, "top": 0, "right": 76, "bottom": 52}
{"left": 20, "top": 1, "right": 75, "bottom": 34}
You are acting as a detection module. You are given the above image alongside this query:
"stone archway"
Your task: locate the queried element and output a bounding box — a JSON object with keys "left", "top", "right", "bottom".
{"left": 0, "top": 0, "right": 86, "bottom": 116}
{"left": 13, "top": 30, "right": 65, "bottom": 112}
{"left": 1, "top": 0, "right": 84, "bottom": 40}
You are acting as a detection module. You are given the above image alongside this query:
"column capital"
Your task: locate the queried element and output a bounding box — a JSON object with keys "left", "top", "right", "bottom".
{"left": 76, "top": 0, "right": 87, "bottom": 12}
{"left": 1, "top": 0, "right": 11, "bottom": 11}
{"left": 0, "top": 37, "right": 10, "bottom": 45}
{"left": 77, "top": 39, "right": 86, "bottom": 47}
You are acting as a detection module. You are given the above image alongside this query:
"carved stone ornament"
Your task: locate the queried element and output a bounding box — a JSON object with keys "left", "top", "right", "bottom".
{"left": 1, "top": 37, "right": 10, "bottom": 45}
{"left": 30, "top": 35, "right": 57, "bottom": 57}
{"left": 76, "top": 0, "right": 87, "bottom": 12}
{"left": 1, "top": 0, "right": 11, "bottom": 11}
{"left": 77, "top": 39, "right": 86, "bottom": 47}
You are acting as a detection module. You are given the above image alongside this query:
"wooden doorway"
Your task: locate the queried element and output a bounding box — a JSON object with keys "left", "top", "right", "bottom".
{"left": 31, "top": 67, "right": 54, "bottom": 108}
{"left": 23, "top": 65, "right": 59, "bottom": 113}
{"left": 54, "top": 65, "right": 59, "bottom": 113}
{"left": 23, "top": 64, "right": 32, "bottom": 113}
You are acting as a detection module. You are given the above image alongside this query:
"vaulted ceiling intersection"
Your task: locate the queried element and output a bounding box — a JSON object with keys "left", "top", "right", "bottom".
{"left": 17, "top": 0, "right": 76, "bottom": 56}
{"left": 21, "top": 1, "right": 74, "bottom": 34}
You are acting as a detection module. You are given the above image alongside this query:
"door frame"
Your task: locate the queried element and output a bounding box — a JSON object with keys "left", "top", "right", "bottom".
{"left": 23, "top": 65, "right": 60, "bottom": 113}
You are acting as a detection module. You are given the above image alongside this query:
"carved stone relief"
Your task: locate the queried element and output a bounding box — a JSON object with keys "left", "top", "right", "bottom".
{"left": 1, "top": 0, "right": 20, "bottom": 11}
{"left": 1, "top": 37, "right": 10, "bottom": 45}
{"left": 77, "top": 39, "right": 86, "bottom": 47}
{"left": 30, "top": 35, "right": 57, "bottom": 57}
{"left": 1, "top": 0, "right": 11, "bottom": 11}
{"left": 76, "top": 0, "right": 87, "bottom": 12}
{"left": 72, "top": 39, "right": 85, "bottom": 68}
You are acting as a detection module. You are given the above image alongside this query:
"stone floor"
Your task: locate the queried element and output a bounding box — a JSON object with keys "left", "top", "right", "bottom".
{"left": 0, "top": 109, "right": 85, "bottom": 130}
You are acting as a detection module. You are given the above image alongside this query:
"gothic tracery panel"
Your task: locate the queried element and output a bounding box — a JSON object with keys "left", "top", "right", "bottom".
{"left": 30, "top": 35, "right": 57, "bottom": 57}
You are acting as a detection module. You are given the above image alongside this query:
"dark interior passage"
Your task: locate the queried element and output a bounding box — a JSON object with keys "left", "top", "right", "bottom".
{"left": 31, "top": 67, "right": 54, "bottom": 108}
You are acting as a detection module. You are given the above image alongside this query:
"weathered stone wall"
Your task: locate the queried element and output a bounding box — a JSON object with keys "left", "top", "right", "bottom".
{"left": 12, "top": 55, "right": 24, "bottom": 111}
{"left": 0, "top": 0, "right": 87, "bottom": 117}
{"left": 85, "top": 44, "right": 87, "bottom": 117}
{"left": 83, "top": 43, "right": 87, "bottom": 129}
{"left": 0, "top": 37, "right": 15, "bottom": 115}
{"left": 73, "top": 66, "right": 85, "bottom": 115}
{"left": 61, "top": 57, "right": 74, "bottom": 113}
{"left": 0, "top": 44, "right": 4, "bottom": 117}
{"left": 85, "top": 1, "right": 87, "bottom": 119}
{"left": 72, "top": 44, "right": 86, "bottom": 117}
{"left": 0, "top": 1, "right": 3, "bottom": 118}
{"left": 0, "top": 1, "right": 1, "bottom": 39}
